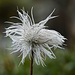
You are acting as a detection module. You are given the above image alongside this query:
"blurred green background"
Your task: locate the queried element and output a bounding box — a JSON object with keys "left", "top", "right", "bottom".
{"left": 0, "top": 0, "right": 75, "bottom": 75}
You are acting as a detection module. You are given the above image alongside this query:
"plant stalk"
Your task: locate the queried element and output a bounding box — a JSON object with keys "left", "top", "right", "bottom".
{"left": 30, "top": 50, "right": 34, "bottom": 75}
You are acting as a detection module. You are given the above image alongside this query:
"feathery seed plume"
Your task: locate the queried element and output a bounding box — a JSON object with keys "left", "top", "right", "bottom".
{"left": 5, "top": 7, "right": 66, "bottom": 66}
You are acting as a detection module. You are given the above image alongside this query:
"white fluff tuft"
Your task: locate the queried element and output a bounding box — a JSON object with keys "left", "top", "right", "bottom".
{"left": 5, "top": 7, "right": 66, "bottom": 66}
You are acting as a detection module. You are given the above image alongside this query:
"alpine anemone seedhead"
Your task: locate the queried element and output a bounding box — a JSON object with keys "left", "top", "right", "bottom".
{"left": 5, "top": 7, "right": 66, "bottom": 66}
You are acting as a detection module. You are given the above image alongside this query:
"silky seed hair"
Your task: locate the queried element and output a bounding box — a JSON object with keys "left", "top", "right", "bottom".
{"left": 5, "top": 7, "right": 66, "bottom": 66}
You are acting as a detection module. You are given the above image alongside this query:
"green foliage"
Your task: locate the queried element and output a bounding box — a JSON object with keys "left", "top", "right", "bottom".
{"left": 0, "top": 49, "right": 75, "bottom": 75}
{"left": 34, "top": 49, "right": 75, "bottom": 75}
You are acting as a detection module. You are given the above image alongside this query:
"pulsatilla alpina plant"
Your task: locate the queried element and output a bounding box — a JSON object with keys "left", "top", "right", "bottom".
{"left": 5, "top": 7, "right": 66, "bottom": 67}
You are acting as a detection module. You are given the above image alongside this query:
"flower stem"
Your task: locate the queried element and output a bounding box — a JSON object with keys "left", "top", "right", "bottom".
{"left": 30, "top": 50, "right": 34, "bottom": 75}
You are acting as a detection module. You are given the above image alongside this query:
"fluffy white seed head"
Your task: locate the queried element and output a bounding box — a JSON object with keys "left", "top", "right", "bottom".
{"left": 5, "top": 7, "right": 66, "bottom": 66}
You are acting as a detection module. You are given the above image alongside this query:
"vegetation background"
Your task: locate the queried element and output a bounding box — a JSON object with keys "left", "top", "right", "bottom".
{"left": 0, "top": 0, "right": 75, "bottom": 75}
